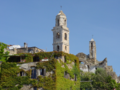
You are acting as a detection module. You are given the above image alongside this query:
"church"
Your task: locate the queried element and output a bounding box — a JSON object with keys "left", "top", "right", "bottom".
{"left": 52, "top": 10, "right": 119, "bottom": 83}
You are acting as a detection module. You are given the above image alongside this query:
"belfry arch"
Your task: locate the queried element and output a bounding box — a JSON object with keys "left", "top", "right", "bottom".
{"left": 65, "top": 33, "right": 67, "bottom": 40}
{"left": 57, "top": 45, "right": 59, "bottom": 51}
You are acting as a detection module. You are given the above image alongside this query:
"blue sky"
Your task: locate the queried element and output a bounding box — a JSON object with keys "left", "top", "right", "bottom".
{"left": 0, "top": 0, "right": 120, "bottom": 76}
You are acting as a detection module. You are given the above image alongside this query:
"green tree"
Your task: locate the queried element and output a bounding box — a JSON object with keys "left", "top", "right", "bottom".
{"left": 80, "top": 71, "right": 95, "bottom": 89}
{"left": 80, "top": 68, "right": 120, "bottom": 90}
{"left": 0, "top": 42, "right": 9, "bottom": 62}
{"left": 92, "top": 68, "right": 117, "bottom": 90}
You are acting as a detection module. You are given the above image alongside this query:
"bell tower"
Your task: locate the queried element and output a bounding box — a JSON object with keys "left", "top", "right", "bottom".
{"left": 52, "top": 10, "right": 69, "bottom": 53}
{"left": 89, "top": 38, "right": 96, "bottom": 64}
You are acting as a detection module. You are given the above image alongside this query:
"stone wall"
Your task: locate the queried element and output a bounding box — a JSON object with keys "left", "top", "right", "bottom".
{"left": 20, "top": 85, "right": 32, "bottom": 90}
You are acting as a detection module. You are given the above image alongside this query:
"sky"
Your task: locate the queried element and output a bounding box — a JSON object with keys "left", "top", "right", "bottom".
{"left": 0, "top": 0, "right": 120, "bottom": 76}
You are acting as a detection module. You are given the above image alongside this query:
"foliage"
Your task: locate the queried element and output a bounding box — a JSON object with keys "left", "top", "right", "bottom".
{"left": 92, "top": 68, "right": 116, "bottom": 89}
{"left": 0, "top": 42, "right": 9, "bottom": 62}
{"left": 7, "top": 51, "right": 79, "bottom": 65}
{"left": 0, "top": 62, "right": 31, "bottom": 90}
{"left": 80, "top": 72, "right": 94, "bottom": 89}
{"left": 36, "top": 59, "right": 56, "bottom": 72}
{"left": 0, "top": 52, "right": 80, "bottom": 90}
{"left": 56, "top": 59, "right": 80, "bottom": 90}
{"left": 37, "top": 75, "right": 56, "bottom": 90}
{"left": 80, "top": 68, "right": 120, "bottom": 90}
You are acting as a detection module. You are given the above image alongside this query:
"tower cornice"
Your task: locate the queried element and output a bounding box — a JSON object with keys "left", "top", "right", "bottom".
{"left": 52, "top": 26, "right": 69, "bottom": 32}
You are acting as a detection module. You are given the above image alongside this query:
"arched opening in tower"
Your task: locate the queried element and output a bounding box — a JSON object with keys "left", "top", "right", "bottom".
{"left": 91, "top": 43, "right": 93, "bottom": 58}
{"left": 58, "top": 19, "right": 59, "bottom": 26}
{"left": 57, "top": 45, "right": 59, "bottom": 51}
{"left": 65, "top": 33, "right": 67, "bottom": 40}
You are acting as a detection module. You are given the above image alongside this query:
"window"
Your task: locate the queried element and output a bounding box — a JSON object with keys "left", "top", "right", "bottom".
{"left": 36, "top": 50, "right": 38, "bottom": 52}
{"left": 31, "top": 67, "right": 36, "bottom": 79}
{"left": 58, "top": 19, "right": 59, "bottom": 26}
{"left": 91, "top": 43, "right": 94, "bottom": 58}
{"left": 64, "top": 71, "right": 69, "bottom": 79}
{"left": 57, "top": 45, "right": 59, "bottom": 51}
{"left": 16, "top": 57, "right": 20, "bottom": 62}
{"left": 64, "top": 56, "right": 66, "bottom": 63}
{"left": 20, "top": 71, "right": 25, "bottom": 76}
{"left": 64, "top": 33, "right": 67, "bottom": 40}
{"left": 74, "top": 60, "right": 77, "bottom": 65}
{"left": 87, "top": 65, "right": 89, "bottom": 69}
{"left": 65, "top": 46, "right": 67, "bottom": 50}
{"left": 64, "top": 71, "right": 67, "bottom": 78}
{"left": 33, "top": 57, "right": 39, "bottom": 62}
{"left": 40, "top": 69, "right": 44, "bottom": 75}
{"left": 74, "top": 74, "right": 77, "bottom": 81}
{"left": 28, "top": 49, "right": 34, "bottom": 53}
{"left": 56, "top": 33, "right": 60, "bottom": 38}
{"left": 33, "top": 87, "right": 37, "bottom": 90}
{"left": 55, "top": 56, "right": 58, "bottom": 59}
{"left": 40, "top": 68, "right": 46, "bottom": 76}
{"left": 96, "top": 67, "right": 97, "bottom": 70}
{"left": 91, "top": 43, "right": 93, "bottom": 50}
{"left": 20, "top": 71, "right": 23, "bottom": 76}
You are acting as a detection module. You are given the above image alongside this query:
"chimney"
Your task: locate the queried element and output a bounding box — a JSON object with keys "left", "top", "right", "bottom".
{"left": 24, "top": 42, "right": 27, "bottom": 48}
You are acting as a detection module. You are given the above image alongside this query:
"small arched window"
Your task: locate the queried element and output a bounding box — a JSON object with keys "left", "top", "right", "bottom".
{"left": 65, "top": 33, "right": 67, "bottom": 40}
{"left": 56, "top": 33, "right": 60, "bottom": 38}
{"left": 57, "top": 45, "right": 59, "bottom": 51}
{"left": 91, "top": 43, "right": 93, "bottom": 49}
{"left": 58, "top": 19, "right": 59, "bottom": 26}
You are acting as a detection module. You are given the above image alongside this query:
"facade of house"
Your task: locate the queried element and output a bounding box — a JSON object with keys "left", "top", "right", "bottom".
{"left": 1, "top": 52, "right": 80, "bottom": 90}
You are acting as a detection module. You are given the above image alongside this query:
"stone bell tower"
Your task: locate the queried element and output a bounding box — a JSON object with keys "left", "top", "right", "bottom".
{"left": 52, "top": 10, "right": 69, "bottom": 53}
{"left": 89, "top": 38, "right": 96, "bottom": 64}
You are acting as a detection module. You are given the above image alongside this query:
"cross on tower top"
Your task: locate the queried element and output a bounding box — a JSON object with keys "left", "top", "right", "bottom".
{"left": 60, "top": 6, "right": 62, "bottom": 10}
{"left": 92, "top": 35, "right": 93, "bottom": 38}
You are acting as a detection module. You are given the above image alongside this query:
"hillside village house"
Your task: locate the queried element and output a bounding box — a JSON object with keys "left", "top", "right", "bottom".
{"left": 4, "top": 42, "right": 45, "bottom": 55}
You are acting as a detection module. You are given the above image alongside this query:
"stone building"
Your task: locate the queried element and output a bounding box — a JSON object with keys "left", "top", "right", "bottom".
{"left": 4, "top": 42, "right": 45, "bottom": 55}
{"left": 52, "top": 10, "right": 70, "bottom": 53}
{"left": 76, "top": 38, "right": 119, "bottom": 82}
{"left": 2, "top": 51, "right": 80, "bottom": 90}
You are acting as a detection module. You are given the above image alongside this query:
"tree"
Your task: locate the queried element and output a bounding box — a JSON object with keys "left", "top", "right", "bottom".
{"left": 80, "top": 68, "right": 119, "bottom": 89}
{"left": 0, "top": 42, "right": 9, "bottom": 62}
{"left": 92, "top": 68, "right": 117, "bottom": 90}
{"left": 80, "top": 71, "right": 95, "bottom": 89}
